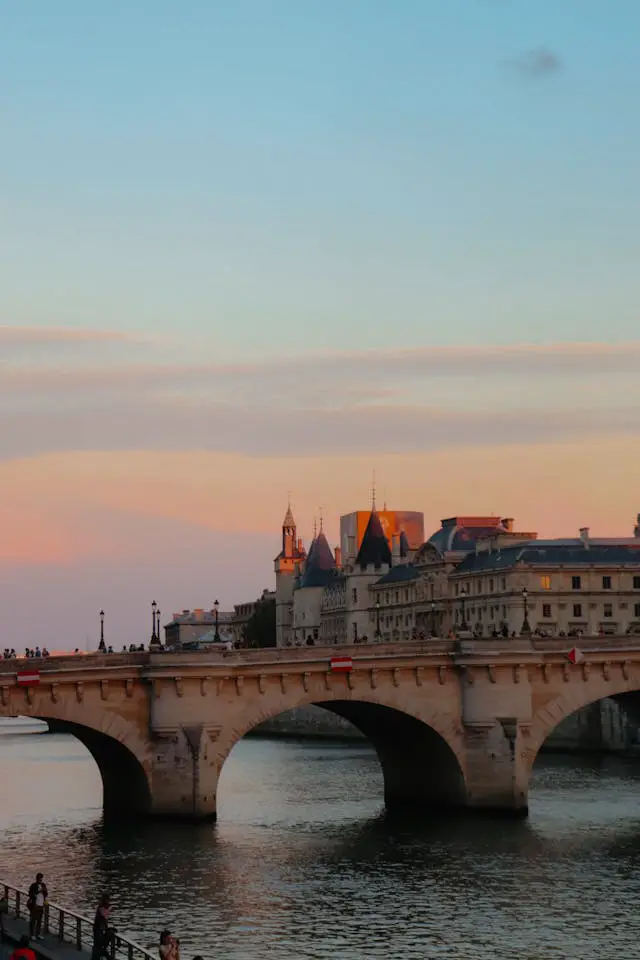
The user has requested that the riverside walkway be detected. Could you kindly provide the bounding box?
[1,884,155,960]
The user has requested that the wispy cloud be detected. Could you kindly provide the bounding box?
[507,47,563,79]
[0,326,134,345]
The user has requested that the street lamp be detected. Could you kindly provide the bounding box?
[156,608,162,645]
[430,601,436,637]
[521,587,532,635]
[459,588,468,631]
[375,596,381,639]
[99,609,105,648]
[151,600,158,642]
[214,599,220,641]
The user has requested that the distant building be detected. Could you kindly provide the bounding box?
[232,589,275,646]
[164,607,234,648]
[274,504,640,645]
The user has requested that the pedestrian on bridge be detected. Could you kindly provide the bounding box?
[27,872,47,940]
[92,896,115,960]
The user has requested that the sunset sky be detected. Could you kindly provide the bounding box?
[2,1,639,649]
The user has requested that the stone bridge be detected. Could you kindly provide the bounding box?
[1,636,640,820]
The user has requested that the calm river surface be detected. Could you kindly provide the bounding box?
[2,729,640,959]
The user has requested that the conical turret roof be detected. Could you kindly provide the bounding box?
[356,509,392,569]
[300,530,336,587]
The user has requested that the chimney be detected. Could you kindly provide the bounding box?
[502,518,514,532]
[194,608,204,620]
[335,545,342,568]
[392,532,401,561]
[579,527,590,546]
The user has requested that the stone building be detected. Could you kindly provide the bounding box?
[274,504,640,646]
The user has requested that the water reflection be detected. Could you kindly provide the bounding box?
[1,730,640,959]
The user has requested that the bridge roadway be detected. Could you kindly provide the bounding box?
[1,636,640,820]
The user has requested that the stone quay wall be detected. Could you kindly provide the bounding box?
[250,699,640,754]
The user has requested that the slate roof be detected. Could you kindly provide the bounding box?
[454,542,640,574]
[356,509,392,569]
[300,530,336,588]
[429,522,508,553]
[375,564,420,585]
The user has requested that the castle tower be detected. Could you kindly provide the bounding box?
[274,500,305,647]
[345,505,392,643]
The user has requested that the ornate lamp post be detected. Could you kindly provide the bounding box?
[214,599,220,641]
[375,597,381,639]
[99,609,105,648]
[521,587,532,635]
[151,600,158,643]
[156,608,162,645]
[459,587,468,632]
[430,601,437,637]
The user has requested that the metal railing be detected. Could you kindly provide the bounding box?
[2,883,156,960]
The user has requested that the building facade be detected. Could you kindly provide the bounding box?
[274,505,640,646]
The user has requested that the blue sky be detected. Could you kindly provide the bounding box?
[2,0,640,356]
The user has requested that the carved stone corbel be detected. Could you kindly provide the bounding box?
[280,673,287,694]
[174,677,183,698]
[258,674,267,694]
[235,676,244,696]
[216,677,225,696]
[0,686,9,706]
[392,668,400,687]
[125,679,134,698]
[581,662,591,682]
[76,681,84,703]
[602,662,611,681]
[347,672,355,690]
[622,660,631,680]
[370,669,377,689]
[26,687,33,705]
[153,679,162,699]
[50,683,59,704]
[324,671,332,691]
[100,680,108,701]
[487,664,496,684]
[563,663,570,682]
[415,666,423,687]
[514,664,527,684]
[464,667,475,686]
[200,676,211,697]
[302,672,310,692]
[542,663,551,684]
[438,665,446,685]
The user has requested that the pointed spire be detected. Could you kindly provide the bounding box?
[355,504,391,569]
[318,506,324,533]
[313,515,318,538]
[371,469,377,511]
[283,493,295,529]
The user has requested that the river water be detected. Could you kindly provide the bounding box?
[1,728,640,960]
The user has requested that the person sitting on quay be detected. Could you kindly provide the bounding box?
[27,872,48,940]
[10,934,36,960]
[92,895,115,960]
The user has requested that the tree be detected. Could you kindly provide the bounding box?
[243,597,277,648]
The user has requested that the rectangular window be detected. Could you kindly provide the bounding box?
[502,605,507,618]
[635,603,640,618]
[603,603,613,618]
[571,576,581,590]
[602,576,612,590]
[542,604,552,618]
[395,590,399,603]
[477,579,483,593]
[352,588,358,603]
[385,592,389,604]
[455,583,459,596]
[501,578,506,590]
[573,604,582,618]
[634,577,640,590]
[404,589,409,602]
[540,575,551,590]
[489,578,494,592]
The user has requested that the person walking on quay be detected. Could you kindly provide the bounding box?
[159,930,180,960]
[10,935,36,960]
[27,872,48,940]
[92,896,115,960]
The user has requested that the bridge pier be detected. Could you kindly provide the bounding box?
[149,723,218,819]
[463,721,529,816]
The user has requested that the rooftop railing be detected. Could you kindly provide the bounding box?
[2,883,156,960]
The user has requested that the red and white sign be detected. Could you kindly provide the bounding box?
[330,657,353,673]
[567,647,584,665]
[16,671,40,686]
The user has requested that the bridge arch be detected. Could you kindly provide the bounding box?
[213,692,467,815]
[0,701,152,816]
[525,669,640,772]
